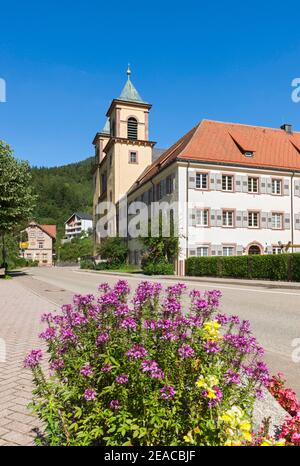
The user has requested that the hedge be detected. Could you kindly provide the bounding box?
[186,253,300,282]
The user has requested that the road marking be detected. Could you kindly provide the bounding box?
[73,271,300,296]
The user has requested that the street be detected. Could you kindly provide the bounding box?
[18,266,300,395]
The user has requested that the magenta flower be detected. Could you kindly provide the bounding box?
[101,363,112,373]
[224,369,241,385]
[24,349,43,369]
[150,368,165,380]
[50,359,64,372]
[110,399,120,410]
[141,360,159,373]
[80,363,93,377]
[120,317,137,330]
[178,344,195,359]
[96,332,109,346]
[39,327,56,341]
[114,280,130,297]
[204,341,222,354]
[116,374,129,385]
[160,385,176,400]
[98,283,110,293]
[126,344,148,360]
[84,389,97,401]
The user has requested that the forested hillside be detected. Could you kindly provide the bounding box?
[31,157,94,231]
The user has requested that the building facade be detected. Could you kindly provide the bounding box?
[21,222,56,266]
[93,71,300,274]
[65,212,93,240]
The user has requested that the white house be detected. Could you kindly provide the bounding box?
[65,212,93,240]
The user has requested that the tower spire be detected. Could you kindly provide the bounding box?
[127,63,131,80]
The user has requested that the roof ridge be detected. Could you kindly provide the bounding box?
[202,119,300,133]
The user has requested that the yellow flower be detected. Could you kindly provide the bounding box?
[206,388,217,399]
[194,427,201,434]
[240,421,251,432]
[242,431,252,442]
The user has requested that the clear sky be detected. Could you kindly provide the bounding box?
[0,0,300,167]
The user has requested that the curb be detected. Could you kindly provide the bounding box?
[74,269,300,290]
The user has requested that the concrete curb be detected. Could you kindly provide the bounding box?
[75,269,300,290]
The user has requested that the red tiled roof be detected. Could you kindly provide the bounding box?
[129,119,300,194]
[40,224,57,239]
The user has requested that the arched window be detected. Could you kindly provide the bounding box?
[127,117,138,140]
[248,245,261,255]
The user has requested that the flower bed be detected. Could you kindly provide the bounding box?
[26,280,284,446]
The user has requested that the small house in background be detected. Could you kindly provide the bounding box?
[21,222,56,266]
[64,212,93,240]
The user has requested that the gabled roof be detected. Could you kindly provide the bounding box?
[40,224,57,239]
[65,212,93,224]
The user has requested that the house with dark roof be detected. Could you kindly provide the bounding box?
[92,69,300,274]
[65,212,93,239]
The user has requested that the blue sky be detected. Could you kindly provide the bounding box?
[0,0,300,167]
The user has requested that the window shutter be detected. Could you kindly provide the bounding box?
[215,174,222,190]
[188,208,196,227]
[294,180,300,197]
[260,177,267,194]
[242,176,248,193]
[189,249,196,257]
[295,213,300,230]
[267,213,273,229]
[261,213,268,229]
[236,245,244,255]
[210,174,216,190]
[283,181,290,196]
[161,179,166,197]
[242,212,248,228]
[284,213,290,230]
[188,170,196,189]
[211,246,217,256]
[216,209,222,226]
[217,245,223,256]
[267,179,272,194]
[210,209,216,227]
[235,175,242,192]
[236,211,243,228]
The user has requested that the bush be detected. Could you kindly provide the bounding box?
[142,260,174,276]
[97,237,128,266]
[186,254,300,282]
[26,281,271,446]
[80,259,95,270]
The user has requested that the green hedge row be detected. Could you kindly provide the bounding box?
[186,253,300,282]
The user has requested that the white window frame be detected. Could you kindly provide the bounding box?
[196,173,208,190]
[272,213,283,230]
[223,246,235,256]
[196,246,209,257]
[222,210,234,227]
[222,175,233,191]
[272,179,282,195]
[196,209,209,227]
[248,211,259,228]
[248,177,259,193]
[272,247,282,255]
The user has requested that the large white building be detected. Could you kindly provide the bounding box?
[65,212,93,240]
[93,70,300,275]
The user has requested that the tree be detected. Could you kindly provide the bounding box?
[97,237,128,265]
[0,141,37,271]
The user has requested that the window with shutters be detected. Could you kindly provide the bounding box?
[222,175,233,191]
[223,246,235,256]
[127,117,138,140]
[222,210,234,227]
[248,211,259,228]
[196,209,209,226]
[197,247,209,257]
[248,177,259,193]
[166,175,174,194]
[196,173,208,189]
[271,213,283,229]
[272,178,282,195]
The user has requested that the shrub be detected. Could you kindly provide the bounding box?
[142,260,174,275]
[186,254,300,282]
[97,237,128,266]
[80,259,95,270]
[26,281,271,446]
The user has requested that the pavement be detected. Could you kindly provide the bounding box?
[0,266,299,445]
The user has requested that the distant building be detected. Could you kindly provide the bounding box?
[64,212,93,239]
[21,222,56,266]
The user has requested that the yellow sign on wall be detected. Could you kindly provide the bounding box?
[20,242,29,249]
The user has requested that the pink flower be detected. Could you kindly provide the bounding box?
[80,363,93,377]
[84,389,97,401]
[24,349,43,368]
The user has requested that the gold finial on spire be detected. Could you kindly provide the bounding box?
[127,63,131,80]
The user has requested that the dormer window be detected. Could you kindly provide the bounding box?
[127,117,138,140]
[244,151,254,157]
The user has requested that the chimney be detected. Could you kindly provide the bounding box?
[280,123,293,134]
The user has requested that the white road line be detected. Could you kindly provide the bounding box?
[73,271,300,296]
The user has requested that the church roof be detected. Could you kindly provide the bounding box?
[118,66,147,103]
[101,119,110,134]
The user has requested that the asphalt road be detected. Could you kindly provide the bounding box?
[16,266,300,396]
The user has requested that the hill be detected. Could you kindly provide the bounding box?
[31,157,94,234]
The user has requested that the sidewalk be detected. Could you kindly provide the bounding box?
[0,279,55,446]
[77,269,300,290]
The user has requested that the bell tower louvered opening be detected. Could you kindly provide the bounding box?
[127,117,138,140]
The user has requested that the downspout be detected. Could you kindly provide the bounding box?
[186,162,190,261]
[291,171,295,253]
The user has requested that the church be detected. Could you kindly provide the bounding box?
[92,68,300,275]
